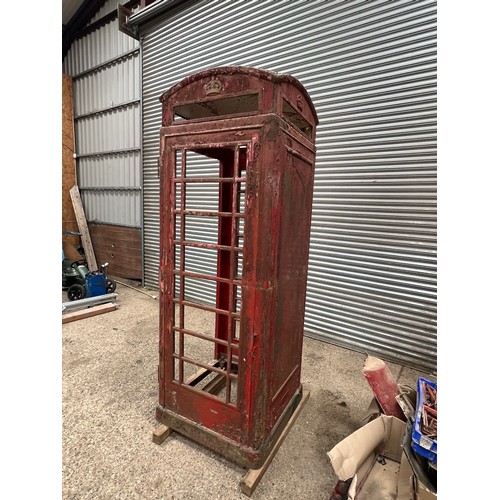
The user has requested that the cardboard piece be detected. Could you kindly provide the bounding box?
[327,414,436,500]
[397,450,436,500]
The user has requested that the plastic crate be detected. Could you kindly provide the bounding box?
[411,377,437,464]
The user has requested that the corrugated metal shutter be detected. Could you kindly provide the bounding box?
[140,0,437,371]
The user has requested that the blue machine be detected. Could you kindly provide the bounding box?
[65,261,116,301]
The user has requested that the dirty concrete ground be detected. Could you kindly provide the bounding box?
[62,279,435,500]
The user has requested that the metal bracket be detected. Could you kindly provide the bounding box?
[118,4,139,40]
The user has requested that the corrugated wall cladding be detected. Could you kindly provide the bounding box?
[72,53,140,115]
[75,106,141,153]
[78,155,140,188]
[140,0,437,370]
[62,2,142,230]
[81,190,141,227]
[63,0,140,76]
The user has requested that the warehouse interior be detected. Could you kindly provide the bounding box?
[4,2,499,499]
[62,0,439,372]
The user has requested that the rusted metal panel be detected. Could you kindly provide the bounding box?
[158,67,317,468]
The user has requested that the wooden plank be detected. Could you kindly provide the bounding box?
[62,74,79,249]
[202,373,226,395]
[184,360,221,387]
[62,302,116,324]
[182,366,212,387]
[240,389,310,497]
[152,424,174,445]
[70,185,98,271]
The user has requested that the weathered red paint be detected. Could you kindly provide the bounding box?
[157,66,318,468]
[363,355,406,421]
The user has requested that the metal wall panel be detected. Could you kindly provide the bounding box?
[139,0,437,370]
[78,154,140,188]
[81,190,141,227]
[72,53,140,116]
[62,0,142,230]
[75,106,141,154]
[63,2,140,76]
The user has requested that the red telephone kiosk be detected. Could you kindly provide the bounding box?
[156,66,318,469]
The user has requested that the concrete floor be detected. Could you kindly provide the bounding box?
[62,280,435,500]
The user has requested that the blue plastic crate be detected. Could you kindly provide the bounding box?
[411,377,437,464]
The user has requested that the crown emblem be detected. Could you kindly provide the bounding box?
[203,77,222,95]
[296,94,303,111]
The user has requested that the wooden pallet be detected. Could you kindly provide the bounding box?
[152,376,309,497]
